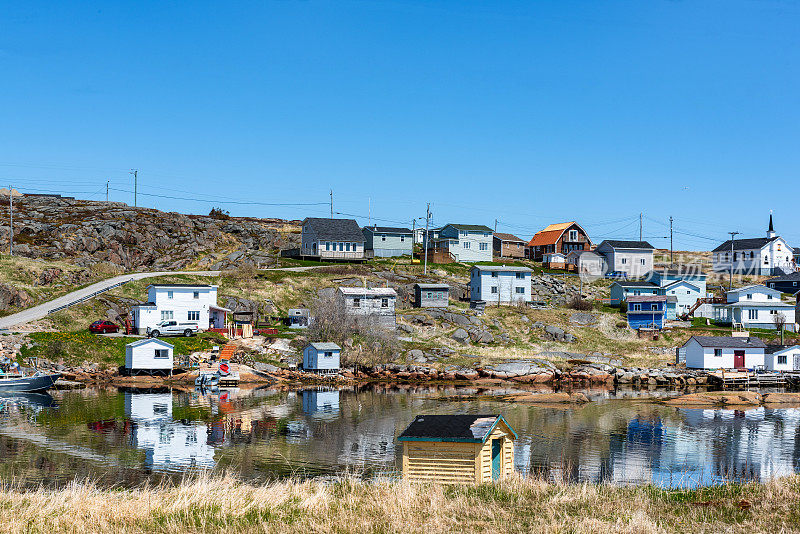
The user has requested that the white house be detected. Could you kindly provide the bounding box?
[426,224,493,262]
[566,250,606,277]
[595,240,655,278]
[302,343,341,374]
[131,284,229,335]
[124,338,174,375]
[683,335,766,370]
[337,287,397,327]
[712,214,795,276]
[764,345,800,372]
[470,265,532,304]
[713,285,796,330]
[301,217,366,260]
[363,226,413,258]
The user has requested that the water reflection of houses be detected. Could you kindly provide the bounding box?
[125,392,216,471]
[301,389,340,420]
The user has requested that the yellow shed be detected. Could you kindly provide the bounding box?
[398,414,516,484]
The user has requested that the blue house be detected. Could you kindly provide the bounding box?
[626,295,669,330]
[363,226,413,258]
[302,342,341,374]
[610,281,662,306]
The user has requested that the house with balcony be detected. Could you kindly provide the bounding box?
[647,268,708,318]
[426,224,493,263]
[363,226,413,258]
[526,222,592,261]
[712,284,796,330]
[625,295,670,330]
[609,280,662,306]
[131,284,228,335]
[493,233,526,259]
[712,214,795,276]
[301,218,366,260]
[595,240,655,278]
[566,250,606,276]
[470,265,532,304]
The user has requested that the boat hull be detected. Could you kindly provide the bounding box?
[0,373,60,393]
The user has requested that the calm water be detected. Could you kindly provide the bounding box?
[1,385,799,489]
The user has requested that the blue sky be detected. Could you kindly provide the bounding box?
[1,0,798,249]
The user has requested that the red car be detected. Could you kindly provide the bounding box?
[89,320,119,334]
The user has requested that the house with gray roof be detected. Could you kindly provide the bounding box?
[301,218,366,260]
[766,271,800,294]
[362,226,413,258]
[427,224,493,262]
[302,342,341,374]
[682,335,766,370]
[595,240,655,278]
[712,214,795,275]
[470,265,532,304]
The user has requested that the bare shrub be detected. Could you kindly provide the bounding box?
[307,294,398,368]
[567,296,593,311]
[773,312,787,345]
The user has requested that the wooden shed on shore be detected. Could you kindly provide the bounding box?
[398,414,516,484]
[413,283,450,308]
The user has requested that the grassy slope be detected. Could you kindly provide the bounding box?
[1,475,797,533]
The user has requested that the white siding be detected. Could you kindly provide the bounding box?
[470,269,532,304]
[125,340,174,371]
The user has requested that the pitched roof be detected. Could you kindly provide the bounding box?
[766,271,800,283]
[528,221,591,247]
[726,284,781,294]
[765,345,800,354]
[650,268,707,278]
[599,240,655,250]
[307,342,341,351]
[364,226,412,234]
[126,338,174,349]
[687,336,767,349]
[712,237,779,252]
[397,414,516,443]
[445,223,493,232]
[414,283,449,290]
[303,218,366,242]
[626,295,669,303]
[493,232,525,243]
[612,280,659,288]
[471,265,533,273]
[338,287,398,297]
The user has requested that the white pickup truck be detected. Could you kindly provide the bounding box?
[147,321,199,338]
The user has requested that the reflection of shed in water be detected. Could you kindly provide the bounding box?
[301,389,340,420]
[398,414,516,483]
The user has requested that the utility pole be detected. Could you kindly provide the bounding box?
[728,231,740,290]
[330,190,333,219]
[669,216,674,265]
[8,184,13,256]
[130,169,138,207]
[639,212,643,242]
[423,203,431,275]
[106,180,109,202]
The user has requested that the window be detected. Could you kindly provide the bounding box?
[381,298,389,308]
[188,311,200,321]
[460,230,468,236]
[515,287,525,294]
[632,304,642,311]
[400,235,404,242]
[747,294,753,300]
[634,290,641,296]
[346,243,351,251]
[714,349,723,357]
[381,235,386,241]
[484,232,490,237]
[491,286,498,294]
[778,244,782,251]
[463,241,471,249]
[568,230,578,241]
[765,255,769,264]
[687,290,691,294]
[515,272,525,279]
[640,258,646,265]
[167,291,174,299]
[339,243,344,251]
[621,258,627,264]
[160,310,174,321]
[326,242,331,251]
[778,355,788,365]
[748,309,758,320]
[479,242,488,251]
[193,291,199,299]
[491,272,498,278]
[768,294,773,300]
[154,349,170,359]
[353,298,360,308]
[324,351,333,358]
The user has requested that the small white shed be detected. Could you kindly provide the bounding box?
[764,345,800,372]
[302,342,341,374]
[125,338,174,376]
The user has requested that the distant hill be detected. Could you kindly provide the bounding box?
[0,195,301,271]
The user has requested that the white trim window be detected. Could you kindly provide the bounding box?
[160,310,174,321]
[714,349,723,357]
[154,349,170,359]
[188,311,200,321]
[748,309,758,320]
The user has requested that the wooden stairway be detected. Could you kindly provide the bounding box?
[219,343,236,361]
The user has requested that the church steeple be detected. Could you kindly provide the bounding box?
[767,212,776,238]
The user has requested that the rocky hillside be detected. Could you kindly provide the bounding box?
[0,196,300,270]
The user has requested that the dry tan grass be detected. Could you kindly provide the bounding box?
[0,475,796,533]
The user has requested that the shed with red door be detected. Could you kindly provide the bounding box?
[682,335,766,370]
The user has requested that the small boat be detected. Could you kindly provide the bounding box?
[0,371,61,393]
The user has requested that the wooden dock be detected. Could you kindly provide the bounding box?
[708,370,788,389]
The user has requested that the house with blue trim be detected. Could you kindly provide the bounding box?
[626,295,670,330]
[426,223,494,262]
[610,280,662,306]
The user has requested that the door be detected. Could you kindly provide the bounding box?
[491,439,502,480]
[734,350,745,369]
[794,354,800,371]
